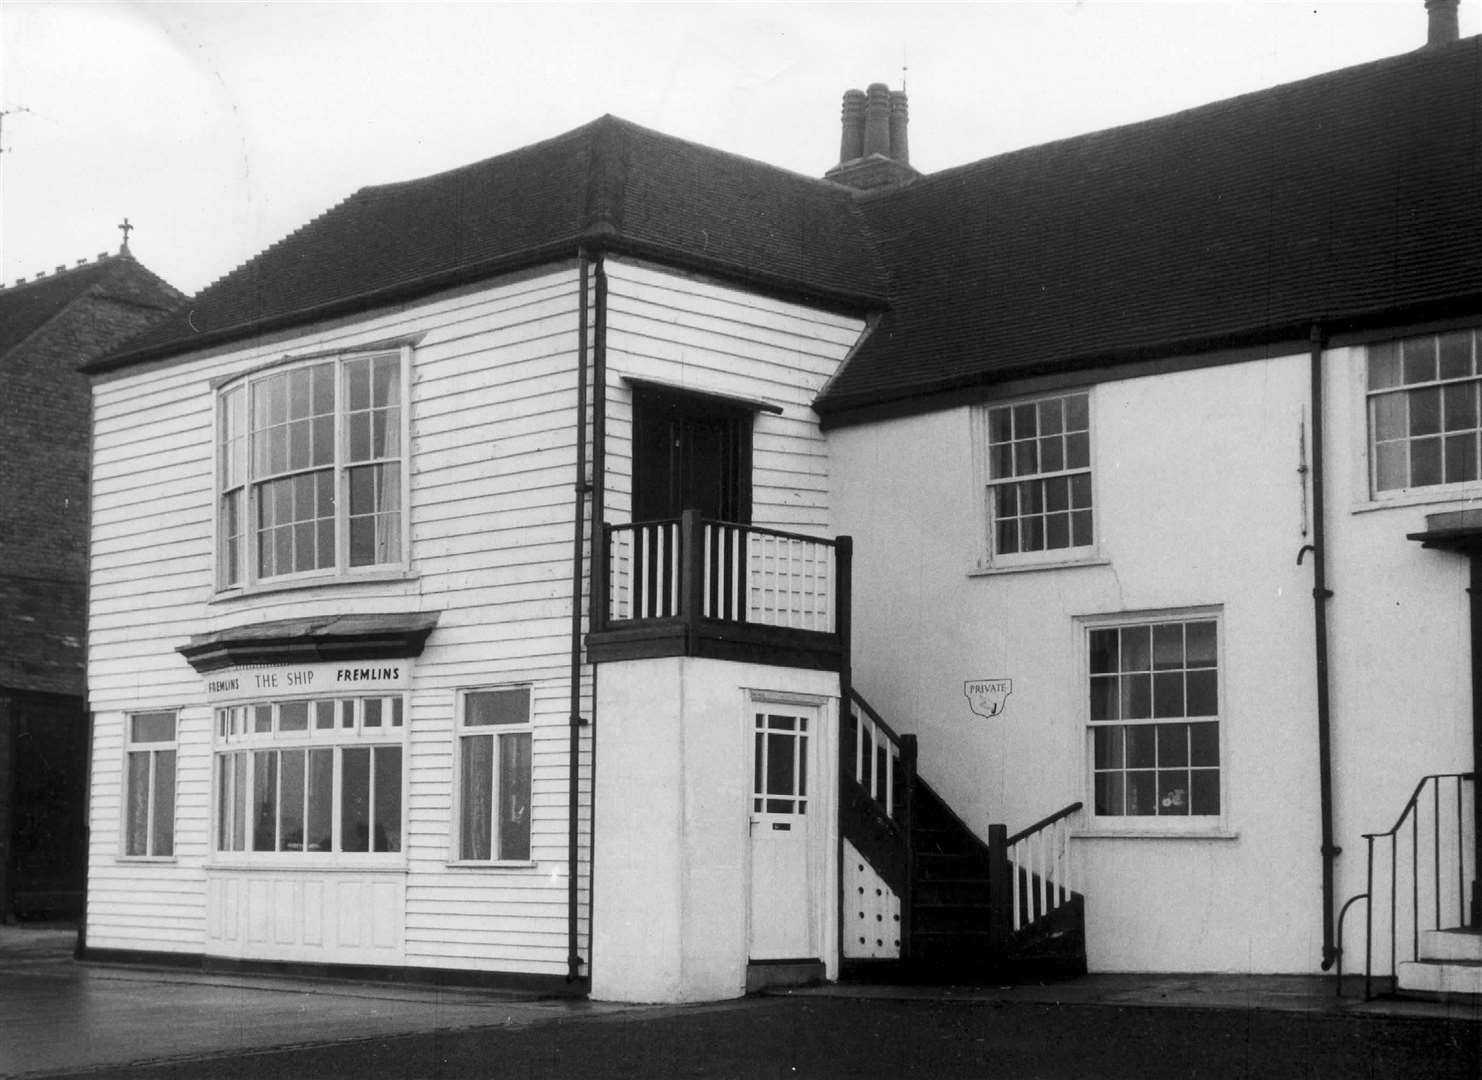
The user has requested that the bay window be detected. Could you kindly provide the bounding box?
[215,695,404,857]
[218,348,407,589]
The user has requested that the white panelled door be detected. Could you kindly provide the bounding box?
[748,707,817,959]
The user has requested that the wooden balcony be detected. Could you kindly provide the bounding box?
[586,510,851,672]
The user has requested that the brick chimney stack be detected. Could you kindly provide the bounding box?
[826,82,920,191]
[1426,0,1460,46]
[839,89,866,163]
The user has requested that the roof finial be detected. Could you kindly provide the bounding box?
[118,217,133,252]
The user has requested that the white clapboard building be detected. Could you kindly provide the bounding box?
[83,15,1482,1003]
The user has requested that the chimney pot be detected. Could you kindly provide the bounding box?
[1426,0,1460,46]
[863,82,892,158]
[839,89,866,164]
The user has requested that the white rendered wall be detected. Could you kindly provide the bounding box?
[834,338,1481,974]
[591,658,839,1003]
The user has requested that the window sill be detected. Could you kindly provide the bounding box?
[117,856,178,864]
[207,859,409,873]
[1351,487,1482,515]
[446,860,538,870]
[970,557,1110,578]
[1072,827,1239,841]
[211,569,420,603]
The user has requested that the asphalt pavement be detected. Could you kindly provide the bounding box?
[2,922,1478,1079]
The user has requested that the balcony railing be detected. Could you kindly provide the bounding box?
[588,509,851,670]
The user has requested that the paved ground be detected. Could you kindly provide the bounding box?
[3,923,1479,1078]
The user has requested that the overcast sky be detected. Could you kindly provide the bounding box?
[0,1,1475,296]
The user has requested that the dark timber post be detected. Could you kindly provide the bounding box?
[987,822,1012,962]
[899,732,917,960]
[679,509,703,654]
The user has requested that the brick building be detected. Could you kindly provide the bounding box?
[0,249,181,920]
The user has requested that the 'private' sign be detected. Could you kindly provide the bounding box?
[964,679,1012,719]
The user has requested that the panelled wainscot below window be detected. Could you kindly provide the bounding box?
[978,391,1093,567]
[1368,326,1482,495]
[218,347,408,590]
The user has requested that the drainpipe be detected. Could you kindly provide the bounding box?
[1307,323,1341,969]
[567,252,592,983]
[587,256,608,970]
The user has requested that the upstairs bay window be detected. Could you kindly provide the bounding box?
[979,392,1093,565]
[1369,328,1482,495]
[218,349,407,589]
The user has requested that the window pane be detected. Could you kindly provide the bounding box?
[1120,626,1151,672]
[1375,441,1408,491]
[1445,435,1478,485]
[125,752,150,856]
[1411,387,1442,436]
[498,732,532,861]
[314,700,336,729]
[1191,770,1221,815]
[467,688,531,727]
[131,712,175,744]
[1065,432,1090,470]
[1125,771,1157,815]
[306,748,333,852]
[766,732,798,797]
[1125,724,1156,768]
[460,735,494,860]
[363,698,382,728]
[1186,670,1218,716]
[1037,396,1064,434]
[253,750,277,851]
[1443,383,1477,431]
[1093,725,1124,769]
[1152,623,1183,670]
[1372,393,1407,441]
[255,705,273,733]
[279,749,305,851]
[1412,437,1442,487]
[1012,403,1037,439]
[1088,629,1118,674]
[231,753,247,850]
[373,747,401,852]
[1065,394,1089,432]
[1403,336,1437,384]
[1089,675,1118,721]
[218,755,235,851]
[1185,622,1217,667]
[1071,510,1093,547]
[1044,476,1069,512]
[1094,770,1124,816]
[1156,723,1189,766]
[341,747,370,852]
[1189,722,1220,766]
[996,516,1019,556]
[1153,673,1184,718]
[279,701,309,732]
[1157,770,1190,815]
[988,407,1011,444]
[1438,331,1473,380]
[1368,342,1401,389]
[150,750,175,856]
[1046,513,1070,549]
[1039,436,1064,474]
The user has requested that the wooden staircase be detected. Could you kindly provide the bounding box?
[840,689,1086,983]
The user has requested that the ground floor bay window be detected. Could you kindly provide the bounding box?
[215,695,405,857]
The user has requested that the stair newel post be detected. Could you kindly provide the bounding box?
[679,509,703,653]
[987,822,1012,963]
[900,732,917,960]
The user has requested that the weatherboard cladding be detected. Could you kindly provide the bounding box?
[92,38,1481,419]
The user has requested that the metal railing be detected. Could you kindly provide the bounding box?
[1336,772,1475,999]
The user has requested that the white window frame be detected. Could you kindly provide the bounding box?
[1362,327,1482,505]
[452,685,535,866]
[1077,607,1230,837]
[215,346,412,593]
[211,694,407,866]
[973,389,1098,571]
[122,711,177,859]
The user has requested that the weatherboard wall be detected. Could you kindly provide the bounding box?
[85,266,595,976]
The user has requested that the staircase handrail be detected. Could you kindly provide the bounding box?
[1361,771,1475,842]
[847,687,909,748]
[1006,801,1084,847]
[1336,771,1475,1001]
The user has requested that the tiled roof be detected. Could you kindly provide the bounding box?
[816,36,1482,417]
[97,117,889,371]
[0,253,179,358]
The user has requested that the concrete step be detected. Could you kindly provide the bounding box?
[1396,958,1482,997]
[1418,927,1482,962]
[746,959,825,993]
